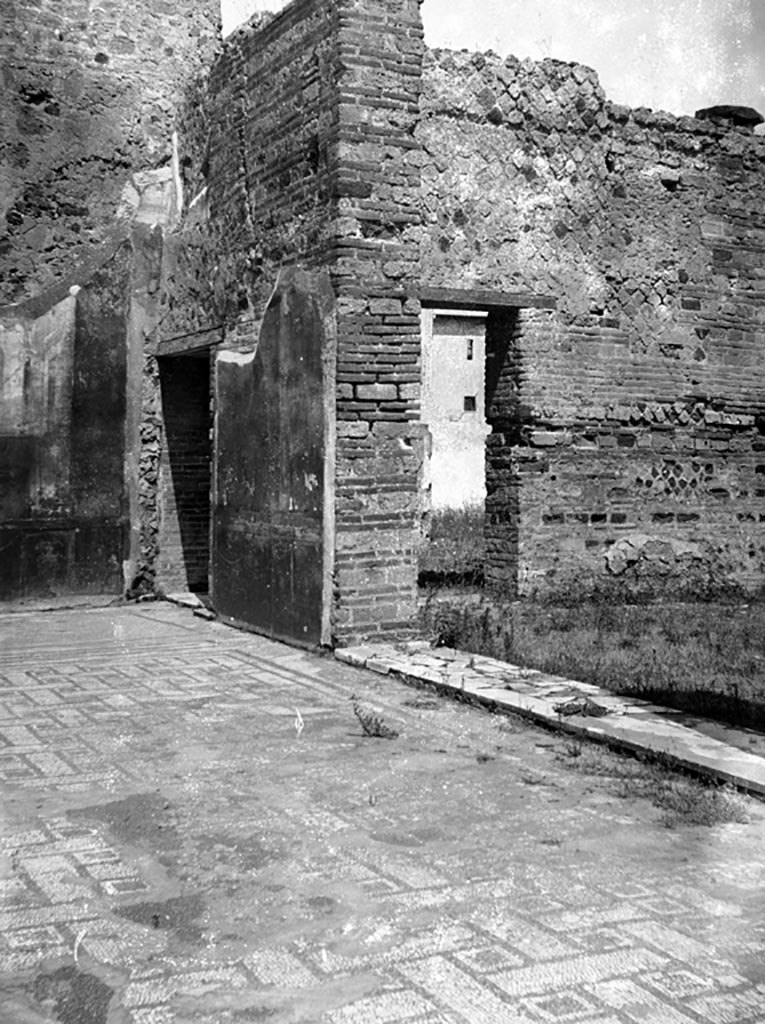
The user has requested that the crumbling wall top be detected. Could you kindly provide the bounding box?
[422,47,765,145]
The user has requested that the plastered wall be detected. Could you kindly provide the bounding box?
[0,249,131,599]
[0,0,218,600]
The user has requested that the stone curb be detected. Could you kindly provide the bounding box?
[336,642,765,798]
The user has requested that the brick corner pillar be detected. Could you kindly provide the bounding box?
[330,0,425,643]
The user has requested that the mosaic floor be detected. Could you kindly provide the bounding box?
[1,603,764,1023]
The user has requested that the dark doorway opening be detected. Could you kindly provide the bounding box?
[158,352,212,595]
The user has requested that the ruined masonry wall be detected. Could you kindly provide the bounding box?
[1,0,220,305]
[422,49,765,597]
[162,0,339,339]
[164,0,426,640]
[0,0,216,599]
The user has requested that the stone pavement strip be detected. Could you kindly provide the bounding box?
[336,642,765,797]
[0,603,763,1024]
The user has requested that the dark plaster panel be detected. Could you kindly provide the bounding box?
[0,436,37,518]
[212,271,327,644]
[71,254,129,518]
[0,248,130,601]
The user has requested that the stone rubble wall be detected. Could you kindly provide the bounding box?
[0,0,220,305]
[421,48,765,598]
[134,351,162,597]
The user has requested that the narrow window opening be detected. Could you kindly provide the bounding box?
[466,337,474,360]
[463,394,477,412]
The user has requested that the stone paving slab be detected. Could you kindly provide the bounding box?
[1,604,765,1023]
[336,642,765,797]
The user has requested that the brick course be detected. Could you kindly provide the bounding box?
[330,0,424,638]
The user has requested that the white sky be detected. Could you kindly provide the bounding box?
[221,0,765,117]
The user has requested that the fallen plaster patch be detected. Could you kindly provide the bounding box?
[217,349,256,366]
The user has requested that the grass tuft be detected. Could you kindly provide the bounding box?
[420,592,765,730]
[418,505,485,588]
[556,741,751,827]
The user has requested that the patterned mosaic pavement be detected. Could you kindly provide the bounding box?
[1,603,764,1023]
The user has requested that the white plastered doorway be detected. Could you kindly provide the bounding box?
[420,308,490,512]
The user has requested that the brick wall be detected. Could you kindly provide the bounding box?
[484,309,521,593]
[1,0,219,305]
[421,48,765,598]
[163,0,426,641]
[162,0,339,339]
[331,0,425,639]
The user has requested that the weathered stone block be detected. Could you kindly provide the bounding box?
[356,382,399,401]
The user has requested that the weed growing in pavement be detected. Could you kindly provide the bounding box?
[351,697,399,739]
[562,739,583,759]
[556,740,751,827]
[402,696,442,710]
[650,779,749,829]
